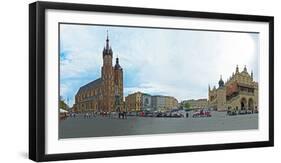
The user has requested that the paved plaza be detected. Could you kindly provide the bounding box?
[59,112,258,139]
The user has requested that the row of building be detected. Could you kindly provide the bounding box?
[125,92,179,112]
[181,98,208,110]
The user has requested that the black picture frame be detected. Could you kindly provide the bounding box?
[29,1,274,162]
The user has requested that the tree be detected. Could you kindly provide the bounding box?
[59,97,69,110]
[184,102,191,109]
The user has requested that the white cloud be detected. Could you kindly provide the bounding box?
[120,29,259,101]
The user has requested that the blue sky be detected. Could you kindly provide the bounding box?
[59,24,259,106]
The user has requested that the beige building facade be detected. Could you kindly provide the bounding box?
[125,92,142,112]
[182,99,208,109]
[208,65,258,112]
[163,96,179,111]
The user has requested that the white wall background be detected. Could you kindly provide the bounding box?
[0,0,279,162]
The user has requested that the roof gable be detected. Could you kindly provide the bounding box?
[77,78,102,94]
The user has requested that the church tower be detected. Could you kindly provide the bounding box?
[101,32,115,112]
[217,75,226,111]
[114,57,124,112]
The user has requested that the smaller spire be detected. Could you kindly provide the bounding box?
[251,70,253,79]
[236,65,239,73]
[106,30,109,40]
[243,65,247,72]
[218,75,224,87]
[114,57,122,70]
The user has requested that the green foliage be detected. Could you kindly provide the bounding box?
[184,102,191,109]
[59,97,69,110]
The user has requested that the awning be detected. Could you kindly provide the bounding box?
[60,108,68,113]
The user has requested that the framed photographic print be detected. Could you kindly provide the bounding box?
[29,1,274,162]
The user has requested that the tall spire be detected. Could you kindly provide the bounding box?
[103,30,113,57]
[106,30,109,49]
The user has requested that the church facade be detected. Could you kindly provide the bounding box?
[73,34,124,113]
[208,65,258,112]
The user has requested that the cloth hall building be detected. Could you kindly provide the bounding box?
[208,65,258,112]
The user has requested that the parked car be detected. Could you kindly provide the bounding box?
[227,110,237,116]
[127,112,137,116]
[171,111,184,118]
[155,112,164,117]
[192,109,211,118]
[246,110,254,114]
[238,110,247,115]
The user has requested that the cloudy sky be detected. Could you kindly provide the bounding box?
[59,24,259,106]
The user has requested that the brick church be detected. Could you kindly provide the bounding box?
[73,33,124,113]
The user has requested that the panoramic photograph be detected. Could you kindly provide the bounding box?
[59,23,259,139]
